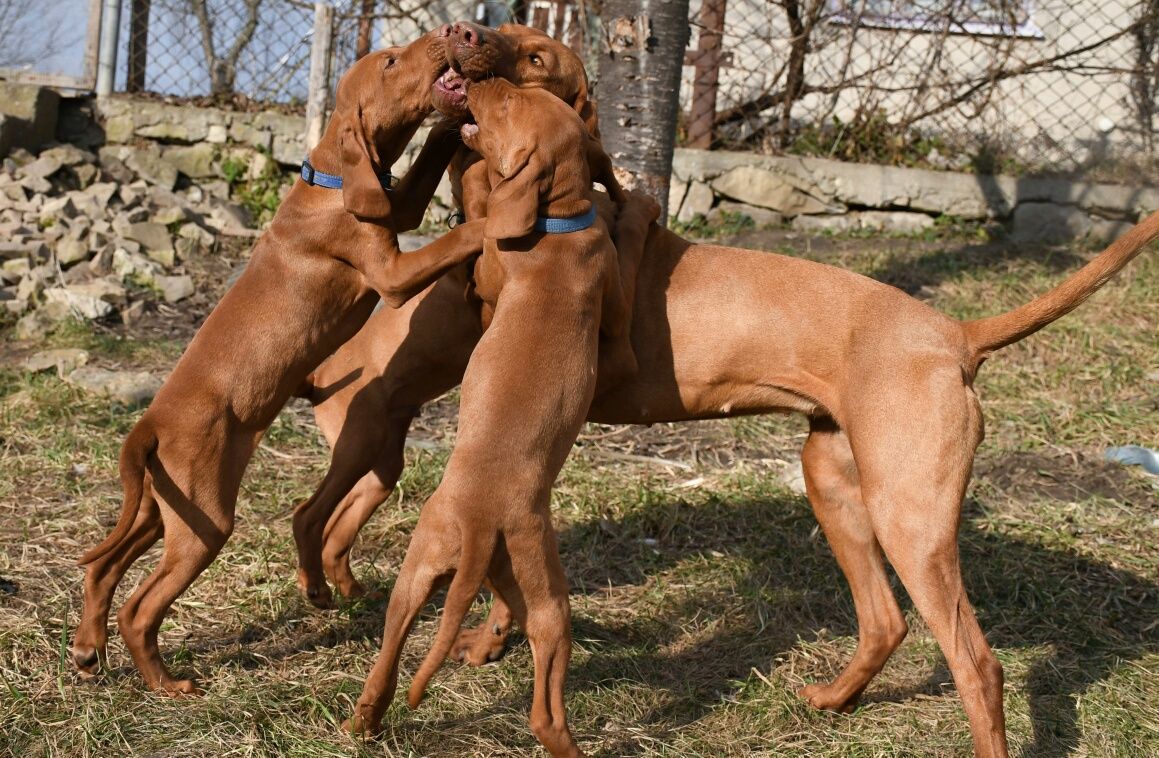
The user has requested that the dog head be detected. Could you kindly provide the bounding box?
[461,79,591,240]
[328,26,451,218]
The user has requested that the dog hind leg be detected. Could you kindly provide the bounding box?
[797,417,908,713]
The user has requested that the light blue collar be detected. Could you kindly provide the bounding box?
[300,159,393,190]
[534,206,596,234]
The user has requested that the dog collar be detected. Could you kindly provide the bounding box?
[534,206,596,234]
[300,159,393,190]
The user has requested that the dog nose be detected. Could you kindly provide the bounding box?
[435,23,452,38]
[452,21,483,47]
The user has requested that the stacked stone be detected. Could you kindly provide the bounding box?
[0,142,254,340]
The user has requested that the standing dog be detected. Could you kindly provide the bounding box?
[70,29,487,695]
[291,22,641,608]
[344,80,651,758]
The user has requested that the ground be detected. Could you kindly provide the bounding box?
[1,224,1156,756]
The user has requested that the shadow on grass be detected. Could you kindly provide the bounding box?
[376,488,1156,757]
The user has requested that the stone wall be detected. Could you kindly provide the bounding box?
[669,148,1159,243]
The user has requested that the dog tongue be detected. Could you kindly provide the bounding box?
[439,69,465,91]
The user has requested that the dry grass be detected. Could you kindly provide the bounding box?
[1,229,1156,757]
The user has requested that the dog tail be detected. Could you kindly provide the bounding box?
[406,530,496,708]
[78,420,158,566]
[963,210,1159,368]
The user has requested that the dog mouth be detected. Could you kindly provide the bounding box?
[432,68,469,115]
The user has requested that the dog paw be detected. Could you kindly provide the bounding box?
[798,683,858,714]
[71,644,103,677]
[156,678,204,697]
[343,713,381,738]
[449,624,508,667]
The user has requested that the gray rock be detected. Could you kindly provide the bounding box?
[39,195,79,221]
[1,257,30,281]
[1012,203,1093,242]
[65,367,162,406]
[19,174,52,194]
[14,309,57,339]
[713,201,783,228]
[711,165,840,217]
[22,348,89,377]
[83,182,118,211]
[791,214,859,234]
[43,280,124,320]
[54,237,90,266]
[20,155,63,179]
[1088,217,1136,245]
[162,143,219,179]
[154,274,194,303]
[677,181,714,223]
[112,248,161,283]
[99,144,178,190]
[151,206,191,226]
[855,211,936,234]
[38,144,95,167]
[123,222,174,265]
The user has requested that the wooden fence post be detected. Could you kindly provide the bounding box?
[306,3,335,151]
[684,0,729,149]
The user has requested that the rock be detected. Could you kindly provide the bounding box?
[14,309,57,339]
[22,348,89,377]
[0,83,60,157]
[98,154,135,184]
[38,144,95,167]
[99,144,178,190]
[122,222,174,265]
[1012,203,1093,242]
[855,211,936,234]
[712,165,840,217]
[207,201,253,231]
[713,201,783,228]
[162,143,218,179]
[677,181,714,223]
[174,237,199,260]
[39,195,79,221]
[1,257,30,281]
[779,459,807,495]
[1088,217,1136,245]
[54,237,90,266]
[65,367,162,406]
[20,155,63,179]
[206,124,228,144]
[151,206,191,226]
[72,163,99,187]
[177,222,215,247]
[792,214,859,234]
[83,182,118,211]
[154,274,194,303]
[19,174,52,194]
[112,248,161,283]
[43,280,124,320]
[667,178,688,220]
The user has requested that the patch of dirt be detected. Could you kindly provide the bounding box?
[975,450,1155,505]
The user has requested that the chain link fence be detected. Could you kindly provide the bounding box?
[687,0,1158,179]
[2,0,1155,178]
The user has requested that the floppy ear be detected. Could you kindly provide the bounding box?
[337,105,392,219]
[573,79,602,139]
[484,145,540,240]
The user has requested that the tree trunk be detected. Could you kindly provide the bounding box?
[127,0,151,93]
[356,0,376,60]
[596,0,691,221]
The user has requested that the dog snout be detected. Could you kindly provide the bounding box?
[452,21,485,48]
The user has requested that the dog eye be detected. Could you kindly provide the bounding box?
[529,54,543,66]
[384,56,397,69]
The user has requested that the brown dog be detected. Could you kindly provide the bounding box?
[345,78,634,758]
[290,22,642,608]
[69,28,488,695]
[303,149,1159,758]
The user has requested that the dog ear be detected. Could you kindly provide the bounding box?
[337,105,392,219]
[573,78,602,139]
[484,144,539,240]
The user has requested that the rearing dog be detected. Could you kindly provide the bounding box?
[69,28,488,695]
[345,79,642,758]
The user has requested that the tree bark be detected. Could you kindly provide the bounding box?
[596,0,691,221]
[356,0,376,60]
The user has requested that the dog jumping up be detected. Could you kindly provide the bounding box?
[344,79,658,758]
[70,28,488,695]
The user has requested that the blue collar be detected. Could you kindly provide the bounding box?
[534,206,596,234]
[300,159,393,190]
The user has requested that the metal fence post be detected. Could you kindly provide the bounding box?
[96,0,124,96]
[306,3,335,151]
